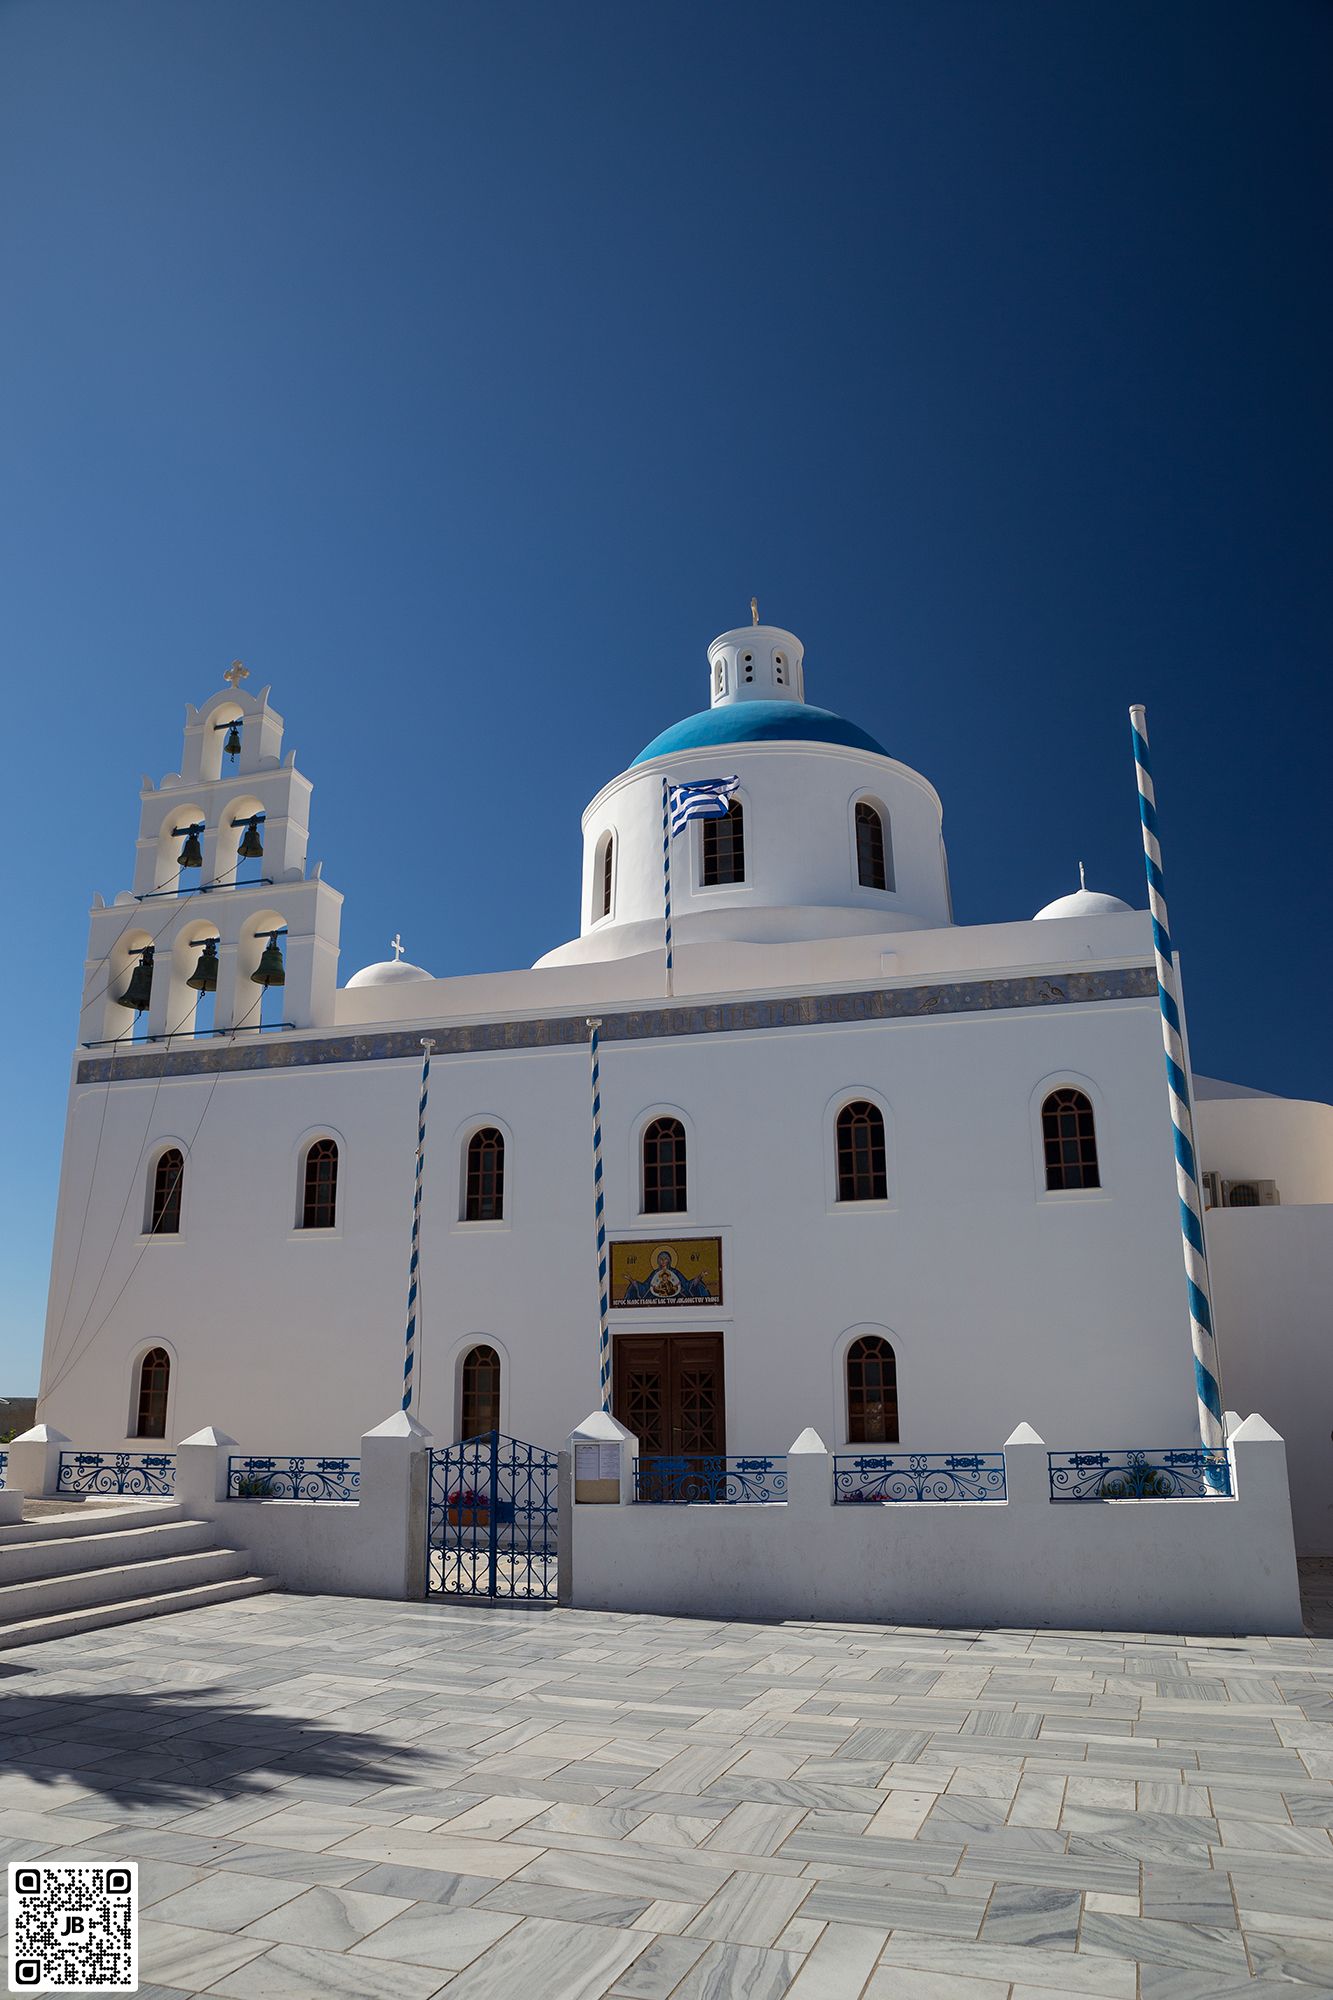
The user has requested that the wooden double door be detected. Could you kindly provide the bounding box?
[613,1331,726,1458]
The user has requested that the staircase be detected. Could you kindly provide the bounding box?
[0,1500,272,1648]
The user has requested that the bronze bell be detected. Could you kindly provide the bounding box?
[177,825,204,870]
[186,938,219,992]
[223,721,242,758]
[114,947,154,1013]
[251,933,285,987]
[236,817,264,861]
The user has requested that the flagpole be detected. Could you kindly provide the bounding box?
[661,777,674,999]
[1129,706,1227,1480]
[401,1036,435,1415]
[588,1018,612,1413]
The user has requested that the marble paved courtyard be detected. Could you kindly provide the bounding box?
[2,1594,1333,1999]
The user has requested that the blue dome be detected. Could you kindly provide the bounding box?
[632,701,888,766]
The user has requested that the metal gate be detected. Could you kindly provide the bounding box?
[426,1431,559,1601]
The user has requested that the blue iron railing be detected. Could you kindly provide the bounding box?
[227,1455,360,1501]
[0,1449,7,1484]
[1048,1447,1232,1500]
[634,1455,787,1503]
[833,1451,1007,1503]
[57,1450,176,1497]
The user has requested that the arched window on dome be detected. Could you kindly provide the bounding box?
[300,1138,338,1229]
[701,800,745,885]
[835,1101,887,1202]
[595,833,614,920]
[1042,1089,1101,1190]
[460,1344,501,1438]
[846,1335,898,1443]
[642,1117,687,1215]
[132,1347,171,1439]
[855,801,892,891]
[464,1128,505,1220]
[148,1148,184,1235]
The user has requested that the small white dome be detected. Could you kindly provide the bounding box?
[345,958,433,988]
[1033,888,1134,921]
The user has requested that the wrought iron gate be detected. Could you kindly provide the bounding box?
[426,1431,559,1601]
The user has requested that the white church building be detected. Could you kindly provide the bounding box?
[34,621,1333,1557]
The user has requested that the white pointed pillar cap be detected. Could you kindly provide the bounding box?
[789,1427,828,1454]
[11,1424,71,1445]
[1004,1422,1046,1446]
[364,1410,433,1441]
[571,1410,634,1443]
[178,1426,238,1448]
[1229,1412,1284,1443]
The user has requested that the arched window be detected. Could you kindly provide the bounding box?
[1042,1088,1101,1190]
[133,1348,171,1439]
[701,800,745,885]
[301,1138,338,1229]
[642,1117,687,1214]
[149,1149,184,1235]
[847,1335,898,1443]
[599,834,614,919]
[855,802,889,891]
[461,1344,501,1438]
[835,1101,887,1202]
[465,1128,505,1220]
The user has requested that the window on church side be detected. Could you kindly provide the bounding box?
[836,1101,887,1202]
[133,1347,171,1439]
[149,1148,184,1234]
[847,1335,897,1443]
[855,802,890,891]
[461,1344,501,1438]
[1042,1089,1100,1190]
[600,835,614,919]
[465,1128,505,1220]
[301,1138,338,1229]
[701,800,745,885]
[642,1117,687,1214]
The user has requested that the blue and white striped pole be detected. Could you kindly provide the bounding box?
[588,1017,612,1412]
[1130,707,1226,1466]
[401,1036,435,1414]
[661,777,674,998]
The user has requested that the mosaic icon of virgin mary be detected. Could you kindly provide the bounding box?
[624,1247,714,1304]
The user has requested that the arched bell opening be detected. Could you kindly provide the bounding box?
[103,928,155,1045]
[155,805,207,897]
[201,701,245,784]
[214,794,267,890]
[236,911,288,1033]
[168,923,222,1041]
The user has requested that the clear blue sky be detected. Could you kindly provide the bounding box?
[2,1,1329,1391]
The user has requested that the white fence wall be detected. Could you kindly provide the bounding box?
[568,1416,1304,1637]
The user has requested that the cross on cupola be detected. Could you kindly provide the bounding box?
[391,933,405,961]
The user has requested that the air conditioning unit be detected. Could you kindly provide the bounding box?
[1222,1178,1281,1208]
[1201,1171,1224,1210]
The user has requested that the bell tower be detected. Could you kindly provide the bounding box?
[80,667,343,1048]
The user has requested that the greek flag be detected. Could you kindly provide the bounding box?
[668,775,740,837]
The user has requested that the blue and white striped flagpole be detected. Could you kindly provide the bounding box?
[588,1019,612,1412]
[661,777,674,998]
[401,1036,435,1414]
[1130,707,1226,1468]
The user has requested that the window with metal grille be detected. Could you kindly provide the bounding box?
[642,1116,687,1214]
[847,1335,898,1443]
[701,799,745,885]
[1042,1088,1101,1190]
[149,1148,184,1234]
[835,1101,887,1201]
[465,1128,505,1220]
[855,802,890,890]
[134,1347,171,1438]
[599,834,614,918]
[301,1138,338,1228]
[461,1344,501,1438]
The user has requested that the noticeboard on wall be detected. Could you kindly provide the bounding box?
[610,1237,723,1308]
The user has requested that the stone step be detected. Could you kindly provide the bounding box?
[0,1573,274,1650]
[0,1500,183,1547]
[1,1517,218,1583]
[0,1546,252,1623]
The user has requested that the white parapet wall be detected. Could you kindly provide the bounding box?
[566,1415,1305,1637]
